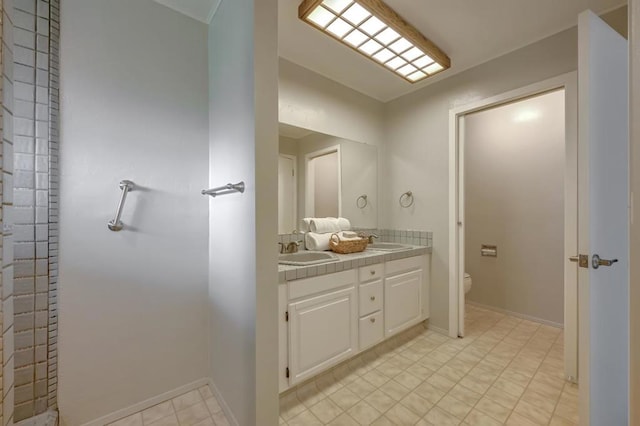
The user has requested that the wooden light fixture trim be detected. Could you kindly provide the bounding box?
[299,0,451,83]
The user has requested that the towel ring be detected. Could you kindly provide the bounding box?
[356,194,368,209]
[399,191,414,208]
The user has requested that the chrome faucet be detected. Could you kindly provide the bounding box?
[364,233,379,244]
[286,241,303,253]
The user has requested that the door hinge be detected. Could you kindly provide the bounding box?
[286,367,290,378]
[569,254,589,268]
[292,169,295,177]
[285,311,289,322]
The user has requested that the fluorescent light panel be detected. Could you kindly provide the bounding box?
[299,0,450,83]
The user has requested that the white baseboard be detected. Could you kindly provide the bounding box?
[15,410,57,426]
[207,379,239,426]
[80,378,209,426]
[426,323,450,336]
[466,301,564,329]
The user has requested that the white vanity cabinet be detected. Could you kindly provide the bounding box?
[286,270,358,386]
[279,252,430,392]
[384,256,428,337]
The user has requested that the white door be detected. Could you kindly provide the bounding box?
[577,11,629,425]
[278,154,296,234]
[288,286,357,385]
[384,269,422,336]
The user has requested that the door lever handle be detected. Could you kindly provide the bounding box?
[592,254,618,269]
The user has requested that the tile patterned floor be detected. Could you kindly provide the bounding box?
[279,304,578,425]
[107,386,231,426]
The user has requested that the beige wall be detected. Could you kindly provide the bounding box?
[279,59,385,147]
[464,90,565,325]
[208,0,279,423]
[312,152,340,218]
[383,7,626,331]
[58,1,210,423]
[280,132,378,229]
[384,28,578,330]
[629,0,639,423]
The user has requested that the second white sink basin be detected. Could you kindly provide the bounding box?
[279,251,339,266]
[367,242,412,251]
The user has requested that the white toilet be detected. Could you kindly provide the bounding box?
[464,273,472,294]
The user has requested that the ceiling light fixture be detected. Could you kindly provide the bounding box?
[299,0,451,83]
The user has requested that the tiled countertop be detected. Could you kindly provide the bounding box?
[278,244,432,282]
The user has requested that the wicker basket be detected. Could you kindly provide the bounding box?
[329,233,368,254]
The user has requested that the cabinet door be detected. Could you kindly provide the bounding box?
[385,269,422,337]
[288,286,357,385]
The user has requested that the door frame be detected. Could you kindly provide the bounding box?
[304,145,342,218]
[447,72,578,381]
[278,153,298,234]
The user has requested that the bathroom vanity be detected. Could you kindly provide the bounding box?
[278,246,431,392]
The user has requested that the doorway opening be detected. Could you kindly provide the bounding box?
[449,73,578,382]
[305,146,342,218]
[278,154,297,234]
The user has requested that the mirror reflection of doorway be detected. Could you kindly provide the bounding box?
[305,147,341,218]
[278,154,297,234]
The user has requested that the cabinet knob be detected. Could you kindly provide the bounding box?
[370,270,375,275]
[370,296,376,301]
[370,317,376,323]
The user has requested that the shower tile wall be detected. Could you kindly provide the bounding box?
[2,0,17,423]
[46,0,57,411]
[10,0,57,420]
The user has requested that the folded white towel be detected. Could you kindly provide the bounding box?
[300,218,313,233]
[341,231,358,239]
[305,232,332,251]
[310,218,341,234]
[336,217,351,231]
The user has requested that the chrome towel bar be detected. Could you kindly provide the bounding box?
[201,181,245,197]
[108,180,134,232]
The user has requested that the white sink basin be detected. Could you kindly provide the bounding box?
[367,242,412,251]
[279,251,339,266]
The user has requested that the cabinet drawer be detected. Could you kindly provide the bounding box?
[359,264,383,282]
[385,255,423,276]
[288,269,357,300]
[359,280,383,316]
[359,311,383,350]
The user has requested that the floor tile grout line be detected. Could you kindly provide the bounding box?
[281,305,574,425]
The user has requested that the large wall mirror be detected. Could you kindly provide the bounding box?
[278,123,378,234]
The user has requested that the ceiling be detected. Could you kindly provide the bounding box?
[156,0,625,102]
[279,123,315,139]
[279,0,625,101]
[153,0,219,23]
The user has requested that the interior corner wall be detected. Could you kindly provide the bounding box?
[629,0,639,422]
[58,1,209,424]
[208,0,279,424]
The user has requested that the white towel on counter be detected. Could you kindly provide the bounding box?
[310,218,341,234]
[305,232,332,251]
[300,218,313,233]
[336,217,351,231]
[337,231,362,241]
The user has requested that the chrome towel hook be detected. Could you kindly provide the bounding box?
[108,180,134,231]
[356,194,368,209]
[399,191,414,208]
